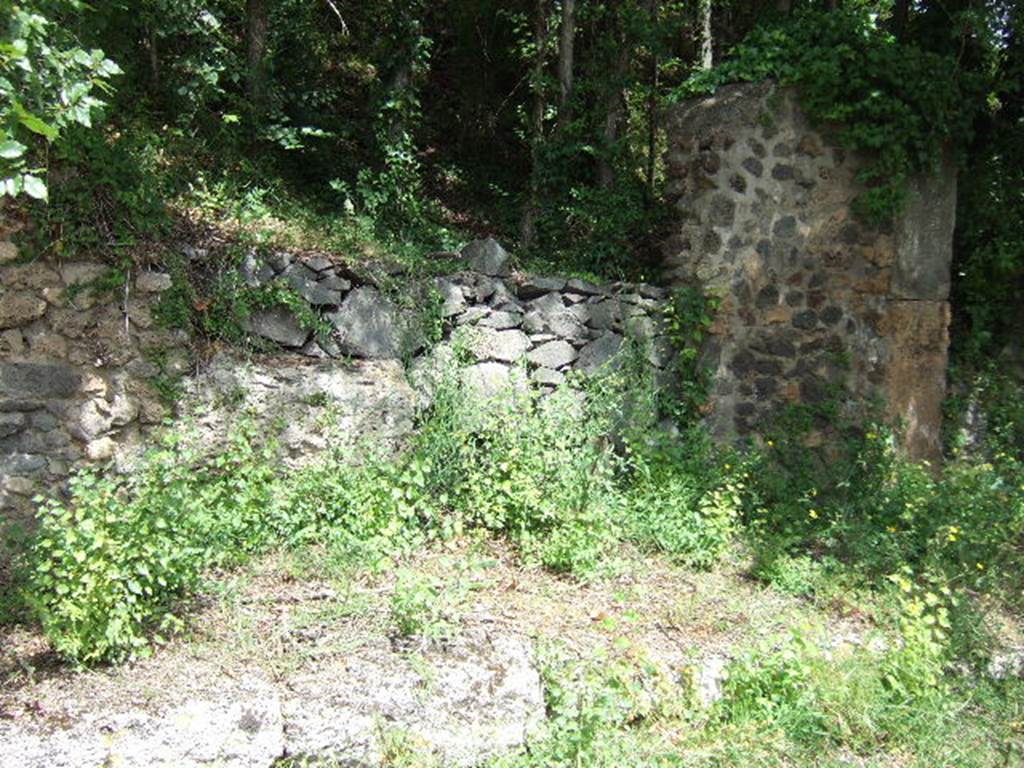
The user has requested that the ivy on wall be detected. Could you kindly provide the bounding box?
[678,9,976,224]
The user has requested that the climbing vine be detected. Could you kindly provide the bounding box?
[661,285,718,425]
[678,9,977,224]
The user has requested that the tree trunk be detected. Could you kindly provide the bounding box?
[384,60,413,143]
[245,0,269,114]
[644,0,659,201]
[775,0,791,14]
[597,17,630,189]
[145,27,160,91]
[892,0,910,38]
[699,0,713,70]
[520,0,548,249]
[556,0,576,130]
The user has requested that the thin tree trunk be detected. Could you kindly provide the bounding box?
[892,0,910,38]
[556,0,576,130]
[384,60,413,143]
[775,0,791,14]
[644,0,660,202]
[245,0,269,113]
[146,27,160,91]
[520,0,548,249]
[597,19,630,189]
[699,0,713,70]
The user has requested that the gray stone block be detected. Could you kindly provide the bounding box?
[244,307,311,348]
[327,287,401,359]
[527,340,577,370]
[467,328,531,363]
[576,332,623,374]
[0,363,80,399]
[462,237,511,276]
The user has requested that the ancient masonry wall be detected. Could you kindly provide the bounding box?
[0,230,669,520]
[662,81,956,461]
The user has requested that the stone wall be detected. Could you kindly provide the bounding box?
[662,81,956,461]
[0,229,670,523]
[0,225,188,518]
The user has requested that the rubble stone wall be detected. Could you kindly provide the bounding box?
[0,229,670,522]
[662,81,956,461]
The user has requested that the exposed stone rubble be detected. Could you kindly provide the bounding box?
[663,81,956,462]
[181,353,419,467]
[0,631,544,768]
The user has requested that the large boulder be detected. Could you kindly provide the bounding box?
[0,677,284,768]
[465,327,531,363]
[462,237,511,277]
[181,353,418,465]
[284,632,543,765]
[577,332,623,374]
[527,339,577,370]
[327,286,402,359]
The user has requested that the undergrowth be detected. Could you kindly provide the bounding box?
[7,336,1024,768]
[13,345,740,663]
[488,616,1024,768]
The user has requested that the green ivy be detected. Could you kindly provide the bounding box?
[660,285,717,424]
[678,9,976,224]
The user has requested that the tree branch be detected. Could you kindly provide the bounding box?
[322,0,349,35]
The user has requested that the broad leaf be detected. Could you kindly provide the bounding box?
[0,140,27,159]
[22,173,48,200]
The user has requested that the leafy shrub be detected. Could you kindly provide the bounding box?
[417,366,624,577]
[20,354,649,660]
[390,568,463,640]
[505,647,663,767]
[619,413,746,569]
[25,424,283,662]
[27,472,201,663]
[716,630,828,745]
[625,475,741,569]
[883,570,955,699]
[750,414,1024,612]
[1,3,121,201]
[751,552,832,598]
[24,125,170,259]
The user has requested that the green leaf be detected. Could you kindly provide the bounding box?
[22,174,47,200]
[0,140,27,159]
[15,105,59,140]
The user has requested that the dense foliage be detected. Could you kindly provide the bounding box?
[1,0,1017,347]
[13,337,1024,665]
[2,2,1024,760]
[0,1,120,200]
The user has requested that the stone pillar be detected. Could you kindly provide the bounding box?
[662,81,955,462]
